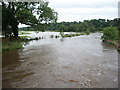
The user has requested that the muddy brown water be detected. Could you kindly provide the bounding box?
[2,32,118,88]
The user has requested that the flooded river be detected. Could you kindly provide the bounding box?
[2,32,118,88]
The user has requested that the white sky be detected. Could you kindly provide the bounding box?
[48,0,119,22]
[19,0,119,27]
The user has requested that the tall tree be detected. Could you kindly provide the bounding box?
[2,1,58,37]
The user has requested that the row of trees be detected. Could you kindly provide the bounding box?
[47,18,119,33]
[2,1,58,37]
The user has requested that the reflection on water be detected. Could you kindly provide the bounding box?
[2,32,118,88]
[3,50,20,67]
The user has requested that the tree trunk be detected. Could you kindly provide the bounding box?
[4,29,7,37]
[13,24,18,38]
[12,19,19,38]
[3,26,7,37]
[13,30,18,38]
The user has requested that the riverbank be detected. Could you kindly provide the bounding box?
[2,37,26,53]
[102,40,120,51]
[2,37,41,53]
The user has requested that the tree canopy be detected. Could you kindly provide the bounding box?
[46,18,119,33]
[2,1,58,37]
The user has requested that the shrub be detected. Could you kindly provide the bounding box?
[101,26,118,41]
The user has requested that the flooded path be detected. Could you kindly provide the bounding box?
[2,32,118,88]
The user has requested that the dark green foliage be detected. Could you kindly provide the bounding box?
[2,4,18,37]
[2,1,58,37]
[101,26,119,50]
[46,18,119,33]
[101,27,118,41]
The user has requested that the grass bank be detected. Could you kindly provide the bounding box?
[2,37,24,53]
[2,36,42,53]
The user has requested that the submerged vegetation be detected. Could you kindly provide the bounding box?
[63,32,90,38]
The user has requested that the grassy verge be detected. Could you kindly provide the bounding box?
[2,37,24,53]
[2,36,45,53]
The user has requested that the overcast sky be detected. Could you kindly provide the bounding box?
[19,0,119,27]
[48,0,119,22]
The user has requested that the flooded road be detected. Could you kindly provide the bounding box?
[2,32,118,88]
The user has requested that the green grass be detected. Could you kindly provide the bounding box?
[2,38,23,53]
[19,31,32,35]
[19,36,30,38]
[2,35,45,53]
[3,42,22,52]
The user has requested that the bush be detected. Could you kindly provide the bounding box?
[101,26,118,41]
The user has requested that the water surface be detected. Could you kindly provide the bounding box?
[2,32,118,88]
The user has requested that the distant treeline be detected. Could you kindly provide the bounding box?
[19,18,119,33]
[48,18,119,32]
